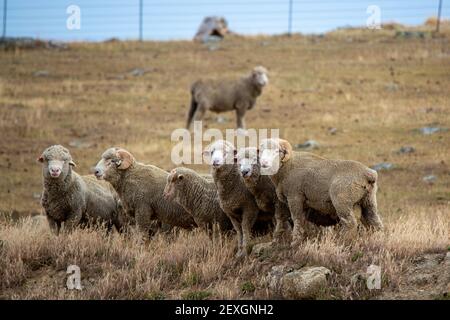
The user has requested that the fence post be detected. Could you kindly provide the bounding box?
[2,0,7,39]
[139,0,143,41]
[436,0,443,33]
[288,0,293,36]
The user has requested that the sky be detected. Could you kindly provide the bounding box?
[2,0,449,41]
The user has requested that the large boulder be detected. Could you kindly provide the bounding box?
[194,17,228,43]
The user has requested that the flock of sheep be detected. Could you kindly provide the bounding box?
[37,66,383,258]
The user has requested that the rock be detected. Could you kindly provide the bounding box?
[266,265,290,292]
[328,127,337,135]
[34,70,50,77]
[423,175,437,184]
[295,140,320,150]
[418,126,448,135]
[397,146,415,154]
[69,140,93,149]
[129,68,150,77]
[30,215,49,231]
[216,116,228,124]
[194,16,228,43]
[280,267,331,299]
[385,83,399,91]
[252,242,273,257]
[371,162,394,171]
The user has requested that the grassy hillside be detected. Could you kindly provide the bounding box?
[0,23,449,299]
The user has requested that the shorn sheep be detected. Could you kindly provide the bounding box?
[38,145,125,234]
[163,167,233,233]
[204,140,263,257]
[186,66,269,131]
[94,147,197,237]
[259,138,383,244]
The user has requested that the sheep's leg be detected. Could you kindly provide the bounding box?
[193,104,207,125]
[47,215,60,235]
[235,107,247,130]
[287,195,308,245]
[330,181,358,235]
[241,208,258,255]
[272,202,290,244]
[360,189,383,231]
[63,209,83,232]
[330,198,357,235]
[135,207,155,240]
[228,215,243,256]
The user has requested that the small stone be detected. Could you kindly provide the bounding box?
[34,70,49,77]
[418,127,448,135]
[68,140,93,149]
[33,193,41,200]
[385,83,398,91]
[252,242,273,257]
[423,175,437,184]
[328,127,337,135]
[216,116,228,124]
[397,146,415,154]
[371,162,394,171]
[295,140,320,150]
[129,68,147,77]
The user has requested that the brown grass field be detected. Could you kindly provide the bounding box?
[0,22,449,299]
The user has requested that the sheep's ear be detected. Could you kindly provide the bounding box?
[69,160,76,167]
[116,149,134,170]
[279,139,292,162]
[37,155,44,163]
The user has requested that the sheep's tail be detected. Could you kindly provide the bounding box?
[186,82,200,129]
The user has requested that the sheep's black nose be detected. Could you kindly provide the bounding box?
[242,169,250,176]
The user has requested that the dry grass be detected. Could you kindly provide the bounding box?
[0,204,447,299]
[0,22,449,299]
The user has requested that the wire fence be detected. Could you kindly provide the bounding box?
[1,0,447,41]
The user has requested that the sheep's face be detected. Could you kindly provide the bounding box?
[163,169,184,201]
[237,147,260,181]
[203,140,236,168]
[252,66,269,87]
[94,148,135,184]
[38,145,76,180]
[259,138,292,175]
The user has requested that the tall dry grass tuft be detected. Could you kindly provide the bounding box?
[0,206,447,299]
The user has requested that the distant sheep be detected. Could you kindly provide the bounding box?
[38,145,125,234]
[186,66,269,131]
[94,147,197,237]
[163,167,233,233]
[259,138,383,245]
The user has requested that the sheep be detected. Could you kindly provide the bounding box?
[38,145,125,234]
[94,147,197,237]
[204,140,263,257]
[163,167,233,233]
[259,138,383,245]
[236,147,339,242]
[186,66,269,131]
[236,147,291,243]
